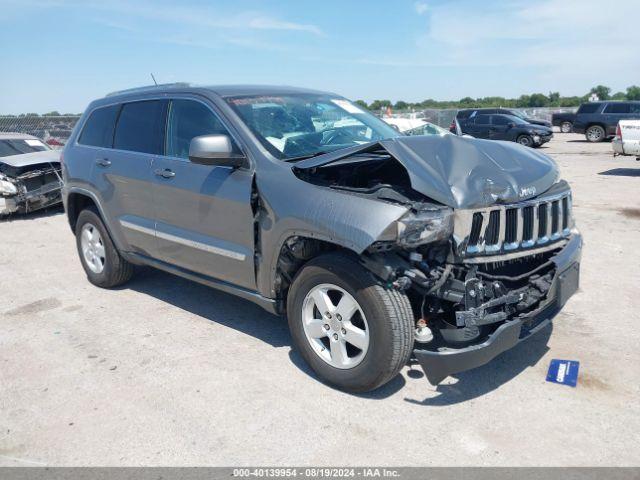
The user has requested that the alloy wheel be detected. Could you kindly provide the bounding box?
[518,136,532,147]
[80,223,106,274]
[301,283,370,369]
[587,126,604,142]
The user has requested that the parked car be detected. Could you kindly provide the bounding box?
[612,120,640,158]
[404,122,452,136]
[62,84,581,392]
[572,101,640,142]
[0,133,62,216]
[457,113,553,147]
[382,113,427,132]
[551,111,576,133]
[455,108,551,128]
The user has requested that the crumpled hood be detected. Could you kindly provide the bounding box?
[295,134,559,209]
[0,149,60,168]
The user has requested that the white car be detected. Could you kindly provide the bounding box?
[612,120,640,158]
[0,133,62,215]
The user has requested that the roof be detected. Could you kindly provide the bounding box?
[104,83,334,100]
[0,132,40,140]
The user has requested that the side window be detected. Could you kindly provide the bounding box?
[113,100,165,154]
[630,104,640,114]
[165,99,237,159]
[603,103,630,114]
[492,116,509,125]
[78,105,119,148]
[577,103,600,114]
[475,115,491,125]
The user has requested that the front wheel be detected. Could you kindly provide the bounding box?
[560,121,572,133]
[287,253,414,392]
[516,135,533,147]
[586,125,606,142]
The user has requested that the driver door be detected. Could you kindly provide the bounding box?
[151,98,257,290]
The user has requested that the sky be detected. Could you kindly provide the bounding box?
[0,0,638,114]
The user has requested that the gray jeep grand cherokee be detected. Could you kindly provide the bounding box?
[62,84,582,392]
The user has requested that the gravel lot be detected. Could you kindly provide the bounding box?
[1,134,639,466]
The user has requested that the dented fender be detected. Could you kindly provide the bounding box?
[253,161,409,297]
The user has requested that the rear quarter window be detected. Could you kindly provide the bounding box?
[113,100,166,155]
[603,103,631,114]
[577,103,601,114]
[78,105,120,148]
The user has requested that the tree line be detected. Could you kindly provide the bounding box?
[355,85,640,111]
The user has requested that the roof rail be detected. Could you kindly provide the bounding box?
[105,82,191,97]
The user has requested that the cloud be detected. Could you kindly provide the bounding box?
[414,2,428,15]
[417,0,638,72]
[7,0,324,36]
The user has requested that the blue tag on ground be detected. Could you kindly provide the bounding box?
[546,359,580,387]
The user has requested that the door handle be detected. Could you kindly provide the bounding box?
[154,168,176,179]
[96,158,111,167]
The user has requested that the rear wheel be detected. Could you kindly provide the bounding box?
[586,125,606,142]
[287,253,414,392]
[560,121,572,133]
[75,207,134,288]
[516,135,533,147]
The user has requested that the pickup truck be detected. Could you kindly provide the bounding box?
[612,120,640,158]
[551,111,576,133]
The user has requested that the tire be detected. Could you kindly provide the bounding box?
[585,125,606,142]
[516,135,533,147]
[560,121,572,133]
[287,252,414,392]
[75,207,134,288]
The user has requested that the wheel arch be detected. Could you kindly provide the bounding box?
[266,234,360,311]
[586,122,607,131]
[66,189,100,232]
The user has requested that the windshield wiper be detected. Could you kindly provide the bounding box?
[283,150,332,163]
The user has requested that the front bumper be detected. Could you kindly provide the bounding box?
[0,180,62,215]
[612,137,625,155]
[414,232,582,385]
[533,134,553,145]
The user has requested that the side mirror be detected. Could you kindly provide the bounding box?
[508,122,516,128]
[188,134,247,168]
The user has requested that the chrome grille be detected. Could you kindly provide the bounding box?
[455,190,573,257]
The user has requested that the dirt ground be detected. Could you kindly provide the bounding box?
[1,133,639,466]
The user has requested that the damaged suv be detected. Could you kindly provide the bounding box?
[62,84,581,392]
[0,133,62,216]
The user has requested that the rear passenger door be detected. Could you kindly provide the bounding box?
[489,115,510,140]
[81,100,165,257]
[470,115,491,139]
[151,98,257,290]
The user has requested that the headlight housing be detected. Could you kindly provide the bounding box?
[0,178,18,196]
[393,207,454,248]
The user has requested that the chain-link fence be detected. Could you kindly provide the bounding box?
[0,115,80,149]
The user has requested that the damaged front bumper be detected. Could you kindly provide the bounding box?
[0,170,62,215]
[414,232,582,385]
